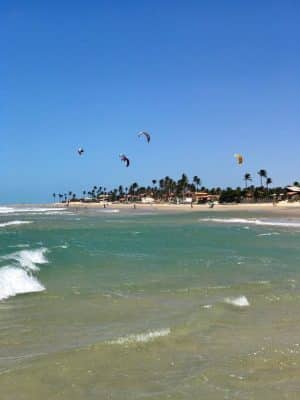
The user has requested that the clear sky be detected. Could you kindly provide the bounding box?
[1,1,299,203]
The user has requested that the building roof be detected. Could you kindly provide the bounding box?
[286,186,300,193]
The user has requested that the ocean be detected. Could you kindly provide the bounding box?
[0,205,300,399]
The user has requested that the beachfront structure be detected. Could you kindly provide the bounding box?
[286,186,300,201]
[183,197,193,204]
[191,192,220,203]
[141,196,154,204]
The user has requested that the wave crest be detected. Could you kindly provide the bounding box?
[225,296,250,307]
[2,248,49,271]
[0,248,49,301]
[107,328,171,345]
[0,221,33,228]
[0,206,68,215]
[200,217,300,228]
[0,267,44,301]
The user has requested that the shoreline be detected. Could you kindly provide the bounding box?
[62,201,300,216]
[2,201,300,217]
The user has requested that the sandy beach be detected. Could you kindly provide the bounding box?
[64,201,300,217]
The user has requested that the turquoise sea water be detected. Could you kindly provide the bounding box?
[1,205,300,399]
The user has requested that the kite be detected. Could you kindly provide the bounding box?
[138,131,151,143]
[119,153,130,167]
[234,153,243,165]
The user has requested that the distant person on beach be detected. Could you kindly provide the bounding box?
[208,200,214,208]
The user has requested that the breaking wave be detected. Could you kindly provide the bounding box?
[107,328,171,345]
[0,207,16,214]
[0,221,33,228]
[257,232,280,237]
[1,248,48,271]
[224,296,250,307]
[0,267,44,301]
[200,218,300,228]
[0,248,49,301]
[0,206,68,215]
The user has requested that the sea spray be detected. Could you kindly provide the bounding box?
[1,248,49,271]
[0,267,45,301]
[0,248,49,300]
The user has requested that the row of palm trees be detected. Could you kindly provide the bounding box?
[52,174,203,203]
[52,170,279,203]
[244,169,272,189]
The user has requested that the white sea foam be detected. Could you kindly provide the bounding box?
[41,211,73,215]
[0,207,16,214]
[0,206,68,215]
[101,209,120,213]
[257,232,280,237]
[8,244,30,248]
[200,218,300,228]
[225,296,250,307]
[0,247,49,301]
[57,244,68,249]
[1,248,49,272]
[108,328,171,345]
[0,267,45,301]
[0,221,33,228]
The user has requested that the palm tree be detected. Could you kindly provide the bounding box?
[164,176,172,198]
[178,173,189,200]
[257,169,267,187]
[159,178,164,190]
[52,193,56,202]
[193,176,201,191]
[243,173,252,189]
[266,177,272,190]
[129,182,138,199]
[113,188,118,201]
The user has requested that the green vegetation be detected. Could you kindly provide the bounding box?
[51,170,295,204]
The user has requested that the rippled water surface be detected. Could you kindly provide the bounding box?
[1,205,300,399]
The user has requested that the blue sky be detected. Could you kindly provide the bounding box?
[1,1,299,202]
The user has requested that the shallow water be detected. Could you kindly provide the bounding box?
[0,205,300,399]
